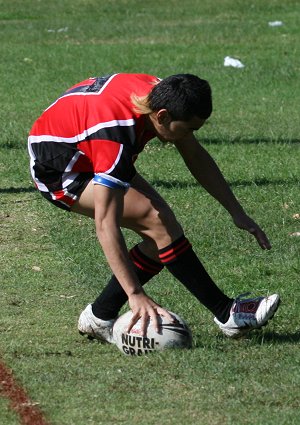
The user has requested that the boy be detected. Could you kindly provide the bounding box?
[28,73,280,342]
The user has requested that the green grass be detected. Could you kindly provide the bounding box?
[1,0,300,424]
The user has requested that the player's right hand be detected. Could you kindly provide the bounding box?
[127,291,174,336]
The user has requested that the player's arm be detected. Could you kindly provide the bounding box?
[93,184,172,333]
[174,135,271,250]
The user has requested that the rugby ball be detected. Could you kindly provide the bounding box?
[113,310,192,356]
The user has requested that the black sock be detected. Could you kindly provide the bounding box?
[158,235,233,323]
[92,245,163,320]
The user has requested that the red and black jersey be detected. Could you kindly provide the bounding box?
[28,73,158,209]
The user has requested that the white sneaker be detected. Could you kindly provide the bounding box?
[214,293,280,338]
[78,304,116,344]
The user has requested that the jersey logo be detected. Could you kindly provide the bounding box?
[61,75,114,97]
[45,74,117,112]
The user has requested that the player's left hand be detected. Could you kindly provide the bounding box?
[232,213,271,250]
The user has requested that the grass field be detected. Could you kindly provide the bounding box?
[1,0,300,424]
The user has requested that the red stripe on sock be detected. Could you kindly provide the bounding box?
[159,245,191,264]
[159,238,190,259]
[131,260,159,274]
[159,238,191,263]
[130,248,162,274]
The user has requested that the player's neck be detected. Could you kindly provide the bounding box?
[144,113,155,131]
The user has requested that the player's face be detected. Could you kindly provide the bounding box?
[149,110,205,143]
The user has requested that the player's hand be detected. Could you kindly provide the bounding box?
[127,291,174,336]
[232,213,271,250]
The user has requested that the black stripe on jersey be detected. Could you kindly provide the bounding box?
[31,138,137,183]
[108,144,137,183]
[31,142,78,172]
[86,124,137,148]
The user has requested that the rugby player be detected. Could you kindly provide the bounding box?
[28,73,280,342]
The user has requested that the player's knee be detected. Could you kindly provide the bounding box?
[146,204,181,239]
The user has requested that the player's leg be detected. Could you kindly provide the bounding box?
[74,174,280,340]
[73,174,233,327]
[72,175,175,329]
[71,175,172,319]
[70,173,183,249]
[72,177,167,341]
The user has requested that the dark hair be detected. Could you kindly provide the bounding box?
[148,74,212,120]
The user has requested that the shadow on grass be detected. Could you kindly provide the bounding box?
[1,173,299,197]
[0,186,36,194]
[252,331,300,345]
[1,138,299,150]
[206,331,300,348]
[201,137,300,145]
[192,330,300,349]
[151,177,298,189]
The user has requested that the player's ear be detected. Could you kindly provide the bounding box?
[156,109,172,125]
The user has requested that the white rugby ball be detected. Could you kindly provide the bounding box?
[113,310,192,356]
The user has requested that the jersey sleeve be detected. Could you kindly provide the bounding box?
[93,173,130,191]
